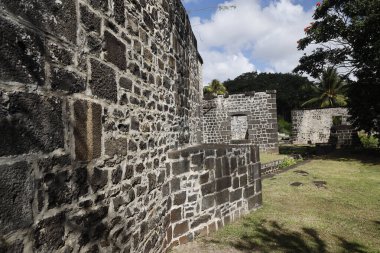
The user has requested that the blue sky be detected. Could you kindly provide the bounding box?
[181,0,318,84]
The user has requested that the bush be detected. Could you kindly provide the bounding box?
[278,118,292,135]
[279,157,297,169]
[358,131,379,149]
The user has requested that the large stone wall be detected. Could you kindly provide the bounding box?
[203,92,279,153]
[291,108,351,144]
[0,0,264,252]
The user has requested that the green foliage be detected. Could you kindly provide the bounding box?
[302,67,347,108]
[295,0,380,134]
[358,131,379,149]
[279,157,298,169]
[203,79,227,98]
[278,117,292,135]
[224,72,315,121]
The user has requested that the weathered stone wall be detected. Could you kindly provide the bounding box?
[0,1,264,252]
[291,108,351,144]
[203,92,279,153]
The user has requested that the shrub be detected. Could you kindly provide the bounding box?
[278,118,292,135]
[358,131,379,149]
[279,157,297,169]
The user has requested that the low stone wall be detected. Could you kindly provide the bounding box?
[329,125,358,148]
[261,160,282,176]
[0,144,261,252]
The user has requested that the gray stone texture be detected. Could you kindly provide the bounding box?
[292,108,351,144]
[0,1,262,253]
[203,92,279,153]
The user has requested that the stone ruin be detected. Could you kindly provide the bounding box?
[203,92,279,153]
[291,108,357,147]
[0,1,263,252]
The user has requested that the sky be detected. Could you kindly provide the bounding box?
[181,0,318,85]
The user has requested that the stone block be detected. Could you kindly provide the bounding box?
[200,172,209,184]
[74,100,102,161]
[192,153,204,166]
[51,67,86,93]
[170,207,182,223]
[90,167,108,192]
[46,170,73,209]
[174,191,186,205]
[215,189,230,205]
[216,177,231,191]
[173,221,189,238]
[244,185,255,198]
[0,0,77,43]
[201,182,215,196]
[201,194,215,211]
[0,162,33,234]
[104,31,127,70]
[230,189,242,202]
[80,4,101,34]
[34,212,66,251]
[120,77,133,90]
[191,214,211,229]
[105,137,128,157]
[113,0,125,25]
[90,59,118,102]
[0,93,64,156]
[204,158,215,170]
[248,194,262,210]
[0,16,45,85]
[172,160,190,176]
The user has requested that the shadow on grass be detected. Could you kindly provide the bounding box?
[323,149,380,165]
[213,220,367,253]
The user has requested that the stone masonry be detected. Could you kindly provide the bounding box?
[0,1,262,252]
[203,92,279,153]
[292,108,352,144]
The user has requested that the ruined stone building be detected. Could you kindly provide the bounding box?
[292,108,356,146]
[203,92,279,153]
[0,1,262,252]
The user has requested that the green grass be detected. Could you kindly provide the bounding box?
[260,153,289,164]
[208,151,380,253]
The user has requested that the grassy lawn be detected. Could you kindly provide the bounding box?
[209,151,380,253]
[260,153,289,164]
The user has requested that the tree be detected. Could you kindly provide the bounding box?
[203,79,227,99]
[302,67,347,108]
[224,72,315,121]
[295,0,380,133]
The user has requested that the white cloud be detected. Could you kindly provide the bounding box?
[190,0,315,85]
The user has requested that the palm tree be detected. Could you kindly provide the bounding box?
[302,67,347,108]
[203,79,227,98]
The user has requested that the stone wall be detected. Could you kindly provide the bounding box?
[292,108,351,144]
[0,0,264,252]
[203,92,279,153]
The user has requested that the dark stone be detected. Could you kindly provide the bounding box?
[113,0,125,25]
[47,171,72,208]
[125,165,134,179]
[0,162,33,234]
[105,137,128,157]
[136,163,145,173]
[290,182,303,187]
[191,214,211,229]
[90,59,118,102]
[222,157,230,176]
[34,212,65,251]
[216,177,231,191]
[173,221,189,238]
[200,172,209,184]
[215,158,222,178]
[0,240,24,253]
[171,177,180,193]
[131,116,140,131]
[201,182,215,196]
[90,167,108,192]
[0,93,64,156]
[192,153,204,166]
[129,140,138,152]
[202,195,215,210]
[120,77,133,90]
[244,186,255,198]
[313,180,327,189]
[240,175,248,187]
[230,189,242,202]
[233,177,239,189]
[215,189,229,205]
[79,199,93,208]
[112,166,123,184]
[0,0,77,43]
[148,173,156,192]
[248,194,262,209]
[89,0,108,11]
[80,4,101,33]
[230,157,237,171]
[0,16,45,86]
[51,67,85,93]
[172,160,190,175]
[174,191,186,205]
[104,31,126,70]
[216,149,226,157]
[74,100,102,161]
